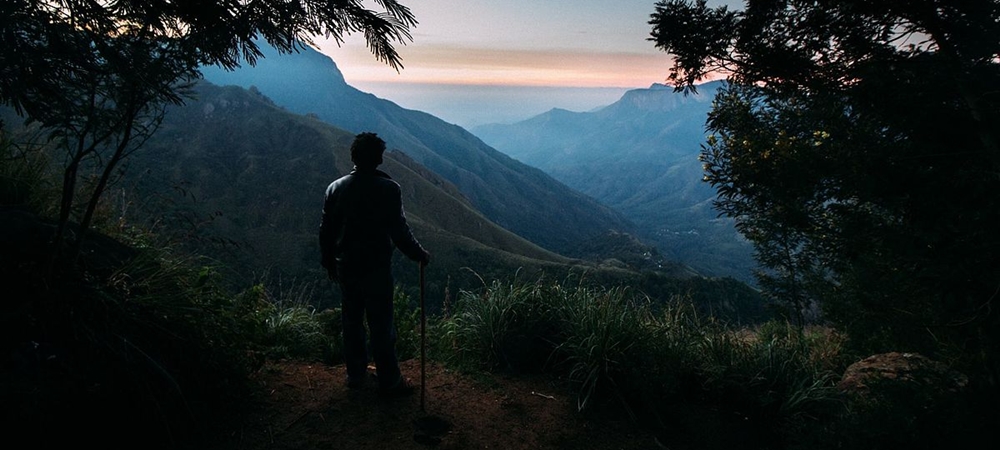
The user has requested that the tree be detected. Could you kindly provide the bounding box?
[0,0,416,261]
[649,0,1000,376]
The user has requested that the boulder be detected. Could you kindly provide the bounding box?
[837,351,968,395]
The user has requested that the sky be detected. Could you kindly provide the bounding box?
[317,0,741,127]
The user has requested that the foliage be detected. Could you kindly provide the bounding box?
[649,0,1000,377]
[635,270,771,324]
[231,282,422,366]
[0,0,416,261]
[0,123,56,213]
[0,218,267,447]
[2,157,328,445]
[438,270,552,372]
[239,278,337,363]
[393,284,423,361]
[549,283,657,413]
[794,351,996,450]
[812,377,976,450]
[2,0,416,111]
[695,321,846,445]
[438,274,847,447]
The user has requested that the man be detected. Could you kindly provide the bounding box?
[319,132,429,397]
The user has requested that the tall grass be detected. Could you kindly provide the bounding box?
[696,321,844,441]
[245,282,424,366]
[249,279,330,362]
[438,269,550,372]
[391,284,422,361]
[550,283,654,412]
[0,124,58,214]
[1,233,273,446]
[438,272,848,446]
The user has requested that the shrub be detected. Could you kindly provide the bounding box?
[315,307,344,364]
[435,273,851,449]
[393,284,422,361]
[1,233,267,447]
[695,319,843,446]
[625,298,705,405]
[438,270,551,372]
[0,125,57,215]
[245,278,332,362]
[549,283,655,412]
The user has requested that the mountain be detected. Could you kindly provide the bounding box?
[471,82,756,283]
[198,43,631,255]
[1,52,765,318]
[103,81,762,320]
[125,81,601,307]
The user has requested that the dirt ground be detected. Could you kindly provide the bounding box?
[207,358,665,450]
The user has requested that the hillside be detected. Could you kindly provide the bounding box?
[472,82,755,282]
[127,81,594,307]
[199,43,632,255]
[106,81,762,319]
[1,207,981,450]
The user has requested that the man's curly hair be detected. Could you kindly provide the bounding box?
[350,132,386,168]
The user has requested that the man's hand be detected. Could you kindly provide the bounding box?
[327,268,338,282]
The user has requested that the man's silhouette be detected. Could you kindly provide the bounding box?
[319,132,429,397]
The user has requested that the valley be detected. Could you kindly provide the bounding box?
[200,43,756,286]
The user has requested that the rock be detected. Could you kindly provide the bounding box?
[831,353,980,449]
[837,352,969,395]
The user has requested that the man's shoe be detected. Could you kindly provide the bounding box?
[378,377,414,399]
[347,373,377,390]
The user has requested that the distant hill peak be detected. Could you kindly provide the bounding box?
[470,77,755,283]
[202,41,348,90]
[646,80,724,91]
[603,80,722,114]
[199,42,634,255]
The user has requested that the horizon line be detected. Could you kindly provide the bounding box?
[345,77,726,91]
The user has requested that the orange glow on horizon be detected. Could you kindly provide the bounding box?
[310,1,743,89]
[318,40,680,89]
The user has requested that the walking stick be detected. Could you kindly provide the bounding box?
[419,261,426,412]
[413,260,450,446]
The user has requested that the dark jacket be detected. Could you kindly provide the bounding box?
[319,168,426,272]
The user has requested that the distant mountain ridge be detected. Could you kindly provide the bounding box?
[128,82,594,307]
[199,43,632,254]
[102,81,763,320]
[471,81,756,282]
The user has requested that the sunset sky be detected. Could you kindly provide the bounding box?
[316,0,741,127]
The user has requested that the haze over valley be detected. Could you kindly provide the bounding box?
[339,81,632,129]
[201,44,754,284]
[471,81,755,281]
[67,42,761,320]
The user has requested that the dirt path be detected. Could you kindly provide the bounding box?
[209,359,662,450]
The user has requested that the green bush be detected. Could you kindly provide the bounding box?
[243,279,334,362]
[438,271,551,372]
[623,299,705,408]
[693,320,844,446]
[315,307,344,364]
[1,234,269,447]
[393,284,422,361]
[549,283,655,412]
[0,125,57,214]
[436,273,853,448]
